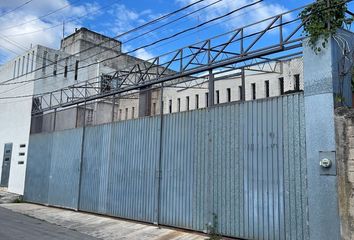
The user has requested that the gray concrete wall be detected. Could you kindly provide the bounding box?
[335,108,354,240]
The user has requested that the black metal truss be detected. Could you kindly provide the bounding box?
[32,7,307,115]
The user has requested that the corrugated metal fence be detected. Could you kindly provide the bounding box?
[24,93,308,240]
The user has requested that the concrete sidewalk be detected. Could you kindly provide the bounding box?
[1,203,206,240]
[0,188,21,203]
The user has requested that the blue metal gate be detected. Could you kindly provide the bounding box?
[24,93,308,240]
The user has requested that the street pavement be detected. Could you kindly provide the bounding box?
[0,207,98,240]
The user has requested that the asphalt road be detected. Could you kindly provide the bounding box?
[0,207,98,240]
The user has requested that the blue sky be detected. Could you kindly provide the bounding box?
[0,0,351,64]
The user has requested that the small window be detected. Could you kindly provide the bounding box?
[226,88,231,102]
[31,51,35,71]
[18,161,24,165]
[74,60,79,80]
[119,109,122,120]
[5,150,10,154]
[169,100,172,113]
[152,103,156,115]
[132,107,135,119]
[53,54,58,76]
[26,53,30,73]
[19,152,25,156]
[13,60,16,78]
[177,98,181,112]
[20,144,26,148]
[239,86,243,100]
[205,92,209,107]
[251,83,256,100]
[4,158,9,162]
[294,74,300,91]
[265,80,270,98]
[17,58,21,76]
[64,58,68,78]
[279,77,284,95]
[42,51,47,73]
[186,96,190,111]
[22,56,25,75]
[195,94,199,109]
[125,108,128,120]
[216,90,220,104]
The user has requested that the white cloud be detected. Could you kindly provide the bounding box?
[134,48,155,61]
[0,0,102,61]
[175,0,288,31]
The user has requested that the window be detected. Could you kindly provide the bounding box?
[31,51,35,71]
[64,58,68,78]
[195,94,199,109]
[101,75,112,93]
[22,56,25,75]
[177,98,181,112]
[13,60,16,78]
[17,58,20,76]
[42,51,47,73]
[74,60,79,80]
[152,103,156,115]
[251,83,256,100]
[4,158,9,162]
[132,107,135,119]
[18,161,24,165]
[119,109,122,120]
[294,74,300,91]
[216,90,220,104]
[205,92,209,107]
[227,88,231,102]
[53,54,58,76]
[20,144,26,148]
[19,152,25,156]
[239,86,243,100]
[265,80,270,98]
[26,53,30,74]
[125,108,128,120]
[169,100,172,113]
[186,96,190,111]
[279,77,284,95]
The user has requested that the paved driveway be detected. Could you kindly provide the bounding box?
[0,207,98,240]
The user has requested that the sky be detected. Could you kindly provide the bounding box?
[0,0,349,64]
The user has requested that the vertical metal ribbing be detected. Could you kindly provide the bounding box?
[77,100,87,211]
[156,83,164,225]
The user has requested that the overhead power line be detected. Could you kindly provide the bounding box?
[0,0,210,84]
[0,0,262,87]
[0,0,225,96]
[0,0,34,18]
[0,0,81,31]
[3,2,114,37]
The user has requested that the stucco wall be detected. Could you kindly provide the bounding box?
[335,107,354,240]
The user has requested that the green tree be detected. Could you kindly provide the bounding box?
[300,0,353,53]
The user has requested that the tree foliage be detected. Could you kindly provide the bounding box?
[300,0,352,53]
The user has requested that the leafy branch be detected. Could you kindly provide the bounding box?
[300,0,353,53]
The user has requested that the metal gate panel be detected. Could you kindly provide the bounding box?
[78,124,112,214]
[159,93,308,240]
[24,134,52,204]
[160,109,209,231]
[106,117,160,223]
[47,128,83,209]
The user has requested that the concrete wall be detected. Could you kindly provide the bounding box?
[160,57,303,114]
[0,46,38,194]
[335,108,354,240]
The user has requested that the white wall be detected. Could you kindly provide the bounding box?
[0,47,36,194]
